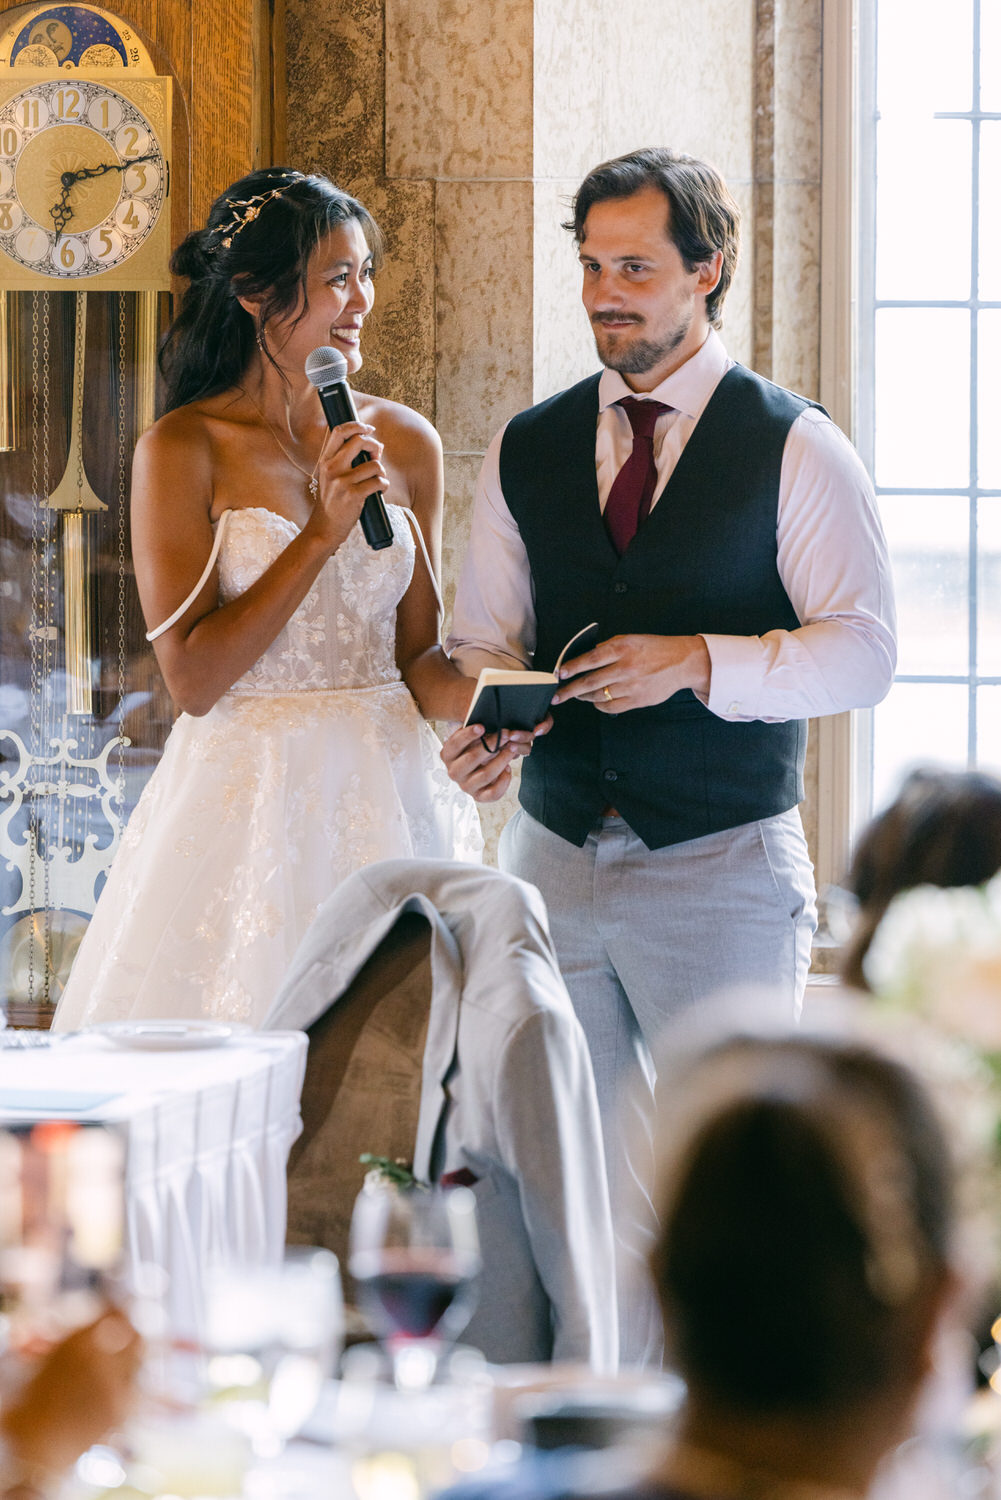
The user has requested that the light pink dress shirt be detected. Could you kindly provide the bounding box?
[445,328,896,723]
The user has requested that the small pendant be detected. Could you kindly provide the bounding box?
[309,475,319,500]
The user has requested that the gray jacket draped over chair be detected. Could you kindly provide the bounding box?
[264,857,618,1370]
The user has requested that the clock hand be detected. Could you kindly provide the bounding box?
[50,151,160,238]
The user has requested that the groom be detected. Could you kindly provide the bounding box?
[442,146,896,1364]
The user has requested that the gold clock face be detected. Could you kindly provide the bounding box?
[0,76,167,281]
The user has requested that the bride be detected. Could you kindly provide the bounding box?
[53,168,481,1031]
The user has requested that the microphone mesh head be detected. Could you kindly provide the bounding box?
[305,346,348,387]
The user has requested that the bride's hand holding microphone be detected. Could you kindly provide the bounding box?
[301,346,395,555]
[303,420,388,553]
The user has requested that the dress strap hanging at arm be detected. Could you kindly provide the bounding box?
[145,509,233,643]
[399,506,445,624]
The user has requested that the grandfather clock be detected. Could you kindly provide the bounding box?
[0,0,283,1023]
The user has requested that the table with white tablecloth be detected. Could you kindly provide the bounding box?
[0,1030,307,1335]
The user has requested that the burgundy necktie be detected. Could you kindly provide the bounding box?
[603,397,669,554]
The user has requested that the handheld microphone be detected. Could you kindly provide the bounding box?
[304,346,394,550]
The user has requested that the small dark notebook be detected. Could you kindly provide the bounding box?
[463,622,599,750]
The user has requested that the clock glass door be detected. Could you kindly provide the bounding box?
[0,287,174,1022]
[0,3,180,1023]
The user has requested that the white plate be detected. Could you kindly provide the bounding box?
[84,1019,249,1051]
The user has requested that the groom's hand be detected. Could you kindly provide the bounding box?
[552,633,710,713]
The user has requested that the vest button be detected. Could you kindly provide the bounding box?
[603,769,618,782]
[613,582,627,594]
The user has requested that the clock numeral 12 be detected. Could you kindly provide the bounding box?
[53,89,82,121]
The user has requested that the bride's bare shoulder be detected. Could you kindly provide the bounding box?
[354,391,442,462]
[134,389,246,475]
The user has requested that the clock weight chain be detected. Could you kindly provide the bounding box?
[21,288,54,1022]
[44,291,96,999]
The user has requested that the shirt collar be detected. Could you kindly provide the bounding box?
[597,327,730,421]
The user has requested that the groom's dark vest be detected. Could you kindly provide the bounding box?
[499,364,821,850]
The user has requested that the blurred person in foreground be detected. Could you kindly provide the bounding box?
[838,766,1001,992]
[836,767,1001,1399]
[441,1025,961,1500]
[0,1308,141,1498]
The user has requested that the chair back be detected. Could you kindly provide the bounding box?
[285,912,432,1268]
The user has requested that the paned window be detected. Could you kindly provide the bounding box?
[857,0,1001,811]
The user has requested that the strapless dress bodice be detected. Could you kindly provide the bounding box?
[217,504,416,695]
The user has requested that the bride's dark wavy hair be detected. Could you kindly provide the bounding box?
[159,168,383,413]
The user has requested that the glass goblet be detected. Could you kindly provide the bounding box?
[348,1183,480,1392]
[201,1245,343,1459]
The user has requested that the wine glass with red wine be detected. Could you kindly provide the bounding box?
[348,1183,480,1391]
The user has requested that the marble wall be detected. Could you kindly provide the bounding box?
[285,0,825,861]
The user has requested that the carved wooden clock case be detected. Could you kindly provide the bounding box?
[0,1,282,1022]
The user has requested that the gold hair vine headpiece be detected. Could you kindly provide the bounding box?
[213,172,304,249]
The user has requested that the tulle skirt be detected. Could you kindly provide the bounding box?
[52,683,482,1029]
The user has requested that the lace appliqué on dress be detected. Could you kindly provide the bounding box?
[51,503,482,1032]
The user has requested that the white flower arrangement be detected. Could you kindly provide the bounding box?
[864,874,1001,1054]
[861,874,1001,1301]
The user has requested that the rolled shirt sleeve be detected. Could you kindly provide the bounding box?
[702,406,897,722]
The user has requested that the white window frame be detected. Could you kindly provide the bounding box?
[824,0,997,869]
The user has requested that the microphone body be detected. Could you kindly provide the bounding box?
[305,347,393,550]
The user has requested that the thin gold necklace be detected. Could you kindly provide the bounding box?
[242,386,321,500]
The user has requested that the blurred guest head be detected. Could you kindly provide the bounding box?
[651,1029,955,1495]
[839,767,1001,990]
[439,1025,959,1500]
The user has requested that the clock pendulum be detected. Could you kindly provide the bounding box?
[0,287,16,451]
[45,289,105,718]
[134,288,157,434]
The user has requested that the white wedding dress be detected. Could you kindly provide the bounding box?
[52,505,482,1031]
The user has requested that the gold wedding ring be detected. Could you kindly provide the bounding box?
[603,686,613,702]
